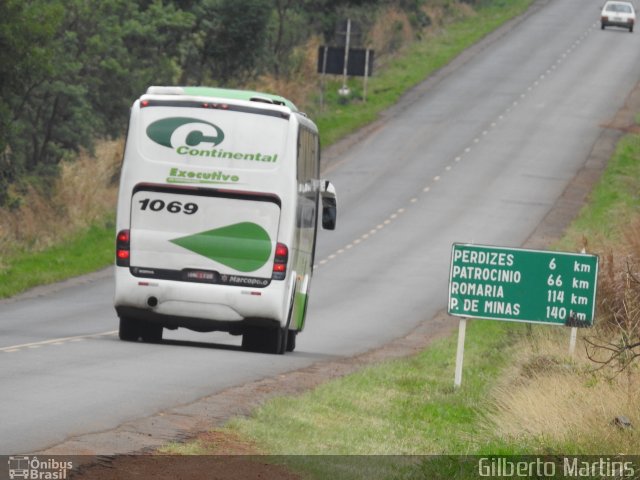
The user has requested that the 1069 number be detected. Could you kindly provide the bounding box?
[138,198,198,215]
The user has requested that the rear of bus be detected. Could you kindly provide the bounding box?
[114,87,313,353]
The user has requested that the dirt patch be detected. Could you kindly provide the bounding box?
[71,455,302,480]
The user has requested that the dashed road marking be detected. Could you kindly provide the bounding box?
[1,331,118,354]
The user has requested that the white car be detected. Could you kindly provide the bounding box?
[601,1,636,32]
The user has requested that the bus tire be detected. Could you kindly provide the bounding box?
[119,316,140,341]
[277,327,288,355]
[242,326,285,354]
[140,322,163,343]
[119,317,163,343]
[286,330,297,352]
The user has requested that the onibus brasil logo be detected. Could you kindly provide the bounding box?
[7,456,73,479]
[146,117,279,163]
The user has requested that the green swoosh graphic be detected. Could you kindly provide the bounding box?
[170,222,272,272]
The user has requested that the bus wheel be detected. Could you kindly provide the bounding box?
[286,330,297,352]
[119,317,140,341]
[140,322,163,343]
[119,317,163,343]
[242,326,286,354]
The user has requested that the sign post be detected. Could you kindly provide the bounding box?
[569,326,578,356]
[448,243,598,387]
[340,18,351,96]
[318,18,374,103]
[454,317,467,388]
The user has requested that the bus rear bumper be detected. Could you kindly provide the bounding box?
[114,268,289,331]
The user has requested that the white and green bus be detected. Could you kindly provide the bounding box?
[114,86,337,354]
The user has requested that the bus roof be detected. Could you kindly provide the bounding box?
[145,86,298,112]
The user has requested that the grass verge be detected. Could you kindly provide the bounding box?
[558,134,640,249]
[162,320,526,479]
[0,218,115,299]
[225,321,520,457]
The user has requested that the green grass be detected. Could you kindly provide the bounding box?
[0,218,115,298]
[160,320,525,479]
[560,134,640,245]
[224,321,520,458]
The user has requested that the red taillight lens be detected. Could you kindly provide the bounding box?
[272,243,288,280]
[117,230,130,243]
[116,229,130,267]
[275,244,288,258]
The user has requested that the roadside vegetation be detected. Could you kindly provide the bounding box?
[0,141,120,297]
[0,0,533,298]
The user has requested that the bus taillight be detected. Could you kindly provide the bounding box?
[116,229,130,267]
[272,243,288,280]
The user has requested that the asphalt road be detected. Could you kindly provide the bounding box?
[2,0,640,454]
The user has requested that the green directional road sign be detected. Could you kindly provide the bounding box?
[448,244,598,326]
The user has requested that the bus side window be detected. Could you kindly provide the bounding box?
[296,127,318,229]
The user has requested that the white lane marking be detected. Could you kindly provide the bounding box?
[0,330,118,353]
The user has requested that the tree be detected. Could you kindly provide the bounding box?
[585,260,640,374]
[267,0,307,78]
[0,0,194,202]
[179,0,272,84]
[0,0,62,204]
[0,0,400,208]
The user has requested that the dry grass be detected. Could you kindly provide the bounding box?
[248,36,323,110]
[484,217,640,453]
[485,325,640,453]
[0,139,122,254]
[367,7,414,56]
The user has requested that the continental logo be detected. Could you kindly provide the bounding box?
[146,117,278,163]
[147,117,224,148]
